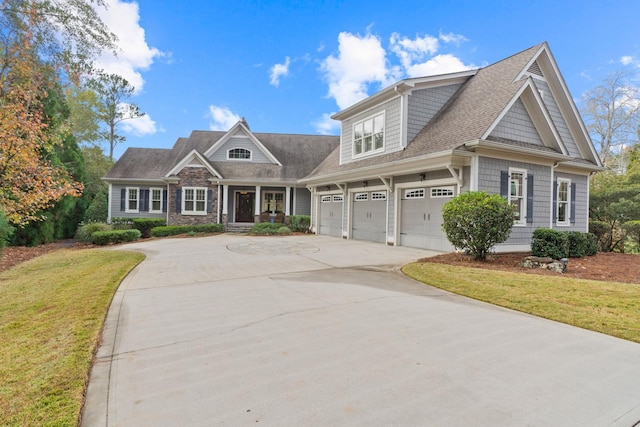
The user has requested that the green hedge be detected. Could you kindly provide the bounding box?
[531,229,597,259]
[249,223,291,235]
[75,222,112,243]
[150,223,223,237]
[288,215,311,232]
[132,218,167,238]
[91,229,141,245]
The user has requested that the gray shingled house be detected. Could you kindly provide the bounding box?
[104,42,603,252]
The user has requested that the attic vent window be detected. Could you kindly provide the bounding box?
[527,61,544,77]
[228,148,252,160]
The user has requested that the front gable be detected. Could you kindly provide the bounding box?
[165,149,222,179]
[204,120,282,166]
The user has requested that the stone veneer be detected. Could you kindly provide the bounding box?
[168,167,219,226]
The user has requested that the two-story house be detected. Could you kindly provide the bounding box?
[104,42,603,252]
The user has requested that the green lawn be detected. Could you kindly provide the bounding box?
[0,249,144,426]
[402,262,640,344]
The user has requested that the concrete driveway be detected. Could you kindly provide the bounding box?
[81,234,640,427]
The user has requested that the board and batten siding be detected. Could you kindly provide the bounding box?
[294,188,311,215]
[340,96,402,165]
[489,98,544,146]
[533,79,582,158]
[406,84,462,143]
[476,157,551,245]
[208,136,272,163]
[110,183,167,220]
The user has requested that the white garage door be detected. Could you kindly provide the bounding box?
[399,187,454,252]
[318,195,343,237]
[351,191,387,243]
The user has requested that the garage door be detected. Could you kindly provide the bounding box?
[351,191,387,243]
[399,187,454,251]
[318,195,343,237]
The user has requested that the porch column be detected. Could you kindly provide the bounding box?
[222,185,229,215]
[285,186,291,216]
[254,185,261,217]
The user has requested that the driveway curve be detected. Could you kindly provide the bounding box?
[81,234,640,427]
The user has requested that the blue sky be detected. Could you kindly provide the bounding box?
[95,0,640,159]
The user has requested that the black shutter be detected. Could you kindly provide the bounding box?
[176,189,182,213]
[552,179,558,223]
[526,174,534,224]
[207,189,213,214]
[570,183,576,224]
[141,189,149,212]
[120,188,126,211]
[500,171,509,198]
[162,190,168,213]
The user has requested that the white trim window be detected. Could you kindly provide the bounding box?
[431,187,455,198]
[263,191,284,214]
[183,187,207,215]
[126,187,139,213]
[404,188,425,199]
[321,195,332,203]
[509,168,527,225]
[354,192,368,201]
[556,179,571,225]
[228,147,252,160]
[371,191,387,200]
[333,195,343,202]
[353,113,384,157]
[150,188,163,213]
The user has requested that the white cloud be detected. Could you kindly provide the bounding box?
[390,32,439,70]
[270,56,291,87]
[405,53,475,78]
[120,111,158,136]
[320,31,396,110]
[621,55,635,66]
[94,0,163,93]
[439,32,468,45]
[313,113,340,135]
[207,105,240,131]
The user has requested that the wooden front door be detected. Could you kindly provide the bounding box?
[235,192,255,222]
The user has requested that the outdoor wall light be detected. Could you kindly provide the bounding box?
[420,173,426,181]
[363,181,368,187]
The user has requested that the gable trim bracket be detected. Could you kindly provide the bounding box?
[378,176,393,192]
[446,165,463,187]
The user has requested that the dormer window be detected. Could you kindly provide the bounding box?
[228,148,252,160]
[353,113,384,157]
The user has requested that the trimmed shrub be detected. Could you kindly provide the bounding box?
[566,231,599,258]
[531,228,569,260]
[288,215,311,232]
[249,222,283,235]
[91,229,141,245]
[84,192,108,223]
[442,191,514,260]
[75,222,112,243]
[132,218,167,238]
[150,223,223,237]
[277,226,291,235]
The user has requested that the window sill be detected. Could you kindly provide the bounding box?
[181,211,207,216]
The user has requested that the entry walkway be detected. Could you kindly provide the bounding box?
[82,234,640,426]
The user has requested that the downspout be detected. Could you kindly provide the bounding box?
[216,183,221,224]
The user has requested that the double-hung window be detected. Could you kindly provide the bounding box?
[150,188,163,213]
[509,169,526,225]
[183,187,206,215]
[126,187,139,213]
[263,192,284,214]
[556,179,570,225]
[353,113,384,157]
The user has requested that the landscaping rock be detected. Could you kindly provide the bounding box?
[521,256,567,273]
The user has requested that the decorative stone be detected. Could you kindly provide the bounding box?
[521,256,567,273]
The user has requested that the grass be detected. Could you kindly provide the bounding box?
[402,262,640,344]
[0,249,145,426]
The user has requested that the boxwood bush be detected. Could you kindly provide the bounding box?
[288,215,311,232]
[531,228,569,259]
[75,222,112,243]
[91,229,141,245]
[132,218,167,238]
[250,222,291,235]
[566,231,598,257]
[150,223,223,237]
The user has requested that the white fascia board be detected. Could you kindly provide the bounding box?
[204,121,282,166]
[331,70,477,121]
[465,139,568,163]
[165,149,223,178]
[102,177,165,185]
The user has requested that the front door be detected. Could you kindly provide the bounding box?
[235,192,255,222]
